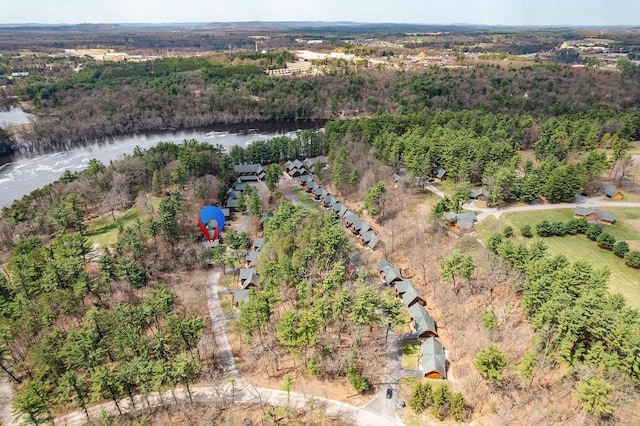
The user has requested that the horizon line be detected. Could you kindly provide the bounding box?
[0,21,639,29]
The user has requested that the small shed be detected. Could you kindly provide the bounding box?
[420,337,447,379]
[604,185,623,200]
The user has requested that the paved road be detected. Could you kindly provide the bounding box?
[361,331,404,423]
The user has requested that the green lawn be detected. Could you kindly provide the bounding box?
[291,187,323,212]
[401,340,422,370]
[477,209,640,309]
[85,207,142,248]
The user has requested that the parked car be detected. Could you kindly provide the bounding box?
[386,388,393,399]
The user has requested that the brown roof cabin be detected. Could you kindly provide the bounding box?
[604,185,623,200]
[408,303,437,338]
[419,337,447,379]
[574,207,615,224]
[402,285,427,308]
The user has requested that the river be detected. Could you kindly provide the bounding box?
[0,106,34,127]
[0,122,321,209]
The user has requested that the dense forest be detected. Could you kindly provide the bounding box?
[321,108,640,205]
[3,53,640,154]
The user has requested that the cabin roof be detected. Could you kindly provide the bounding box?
[394,280,415,295]
[233,289,250,305]
[402,285,425,306]
[421,337,447,378]
[252,237,264,250]
[408,303,437,336]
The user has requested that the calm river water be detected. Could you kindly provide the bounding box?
[0,121,321,208]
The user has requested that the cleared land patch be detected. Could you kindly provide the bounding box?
[477,208,640,308]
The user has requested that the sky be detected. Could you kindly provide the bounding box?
[2,0,639,26]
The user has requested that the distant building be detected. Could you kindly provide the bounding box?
[10,72,29,78]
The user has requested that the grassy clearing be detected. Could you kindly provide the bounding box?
[84,196,162,249]
[291,187,323,212]
[220,293,234,315]
[477,209,640,309]
[401,340,422,370]
[85,207,141,248]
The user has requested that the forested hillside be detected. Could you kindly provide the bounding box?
[323,108,640,205]
[5,54,640,153]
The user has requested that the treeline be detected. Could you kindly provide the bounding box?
[227,129,327,165]
[323,109,639,205]
[534,218,640,268]
[237,203,404,391]
[9,55,640,153]
[486,236,640,417]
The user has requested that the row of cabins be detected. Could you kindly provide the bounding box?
[224,181,254,211]
[233,237,265,307]
[299,176,379,249]
[285,157,327,178]
[233,163,266,182]
[377,260,447,380]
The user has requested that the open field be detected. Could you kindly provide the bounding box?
[476,208,640,308]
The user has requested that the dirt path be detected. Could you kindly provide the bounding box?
[53,382,397,426]
[420,183,640,223]
[0,374,14,426]
[468,198,640,222]
[207,270,240,379]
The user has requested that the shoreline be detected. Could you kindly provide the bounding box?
[4,117,328,160]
